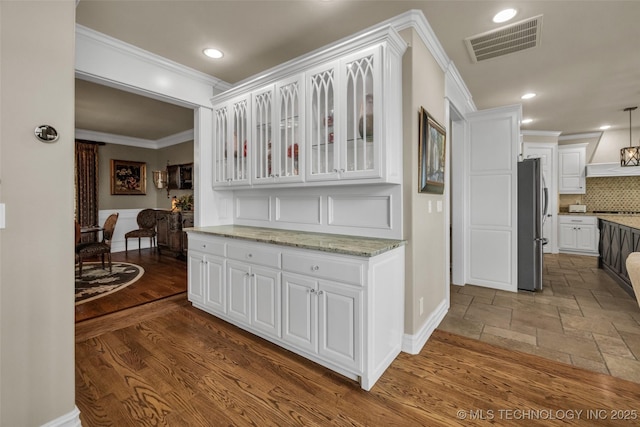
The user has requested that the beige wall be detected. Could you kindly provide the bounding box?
[400,29,447,335]
[591,127,640,164]
[98,141,193,211]
[0,1,76,425]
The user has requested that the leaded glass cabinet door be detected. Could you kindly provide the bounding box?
[275,74,304,182]
[339,45,381,180]
[212,103,229,186]
[229,95,251,185]
[306,61,339,181]
[252,85,275,184]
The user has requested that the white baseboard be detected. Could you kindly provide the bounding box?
[401,298,448,355]
[40,406,81,427]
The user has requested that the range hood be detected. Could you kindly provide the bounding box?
[586,162,640,177]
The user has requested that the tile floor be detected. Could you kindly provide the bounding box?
[438,253,640,383]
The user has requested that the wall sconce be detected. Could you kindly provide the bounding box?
[621,107,640,167]
[152,169,170,197]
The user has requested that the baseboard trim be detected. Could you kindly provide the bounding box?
[401,298,448,355]
[40,406,81,427]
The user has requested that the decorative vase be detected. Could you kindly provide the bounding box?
[358,94,374,142]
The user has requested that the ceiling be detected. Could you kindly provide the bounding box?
[75,1,640,144]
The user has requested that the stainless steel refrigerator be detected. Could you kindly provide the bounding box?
[517,158,548,291]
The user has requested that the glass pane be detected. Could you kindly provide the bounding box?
[309,69,334,175]
[279,81,300,177]
[214,106,228,182]
[346,55,374,171]
[232,99,248,180]
[254,91,272,179]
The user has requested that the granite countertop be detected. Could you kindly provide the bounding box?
[185,225,406,257]
[558,212,640,229]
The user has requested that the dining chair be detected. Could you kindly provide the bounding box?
[124,209,157,253]
[75,213,119,278]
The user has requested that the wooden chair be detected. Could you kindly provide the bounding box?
[76,213,119,278]
[626,252,640,308]
[124,209,157,253]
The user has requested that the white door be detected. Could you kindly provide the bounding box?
[282,273,317,353]
[466,105,520,292]
[227,261,251,324]
[204,254,226,315]
[523,142,558,254]
[251,266,281,338]
[187,251,204,304]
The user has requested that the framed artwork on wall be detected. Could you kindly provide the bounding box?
[110,159,147,195]
[418,107,446,194]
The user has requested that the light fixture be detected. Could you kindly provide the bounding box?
[152,169,169,197]
[621,106,640,167]
[493,8,517,23]
[521,92,536,100]
[203,48,223,59]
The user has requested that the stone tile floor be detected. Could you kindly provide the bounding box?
[438,253,640,383]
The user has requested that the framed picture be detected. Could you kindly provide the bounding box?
[418,107,446,194]
[110,159,147,195]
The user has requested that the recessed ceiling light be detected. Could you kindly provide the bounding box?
[600,125,611,130]
[203,48,223,59]
[521,118,533,124]
[521,92,536,100]
[493,8,517,23]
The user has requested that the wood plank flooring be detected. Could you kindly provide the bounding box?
[75,298,640,426]
[75,248,187,322]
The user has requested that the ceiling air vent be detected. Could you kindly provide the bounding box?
[465,15,543,63]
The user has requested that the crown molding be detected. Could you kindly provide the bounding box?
[521,130,562,137]
[392,9,450,72]
[75,129,193,149]
[559,132,602,141]
[75,24,232,93]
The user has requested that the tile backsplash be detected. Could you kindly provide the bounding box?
[559,176,640,212]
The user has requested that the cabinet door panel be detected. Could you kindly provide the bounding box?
[307,61,338,180]
[576,225,597,252]
[282,273,317,353]
[318,281,362,371]
[212,105,229,185]
[252,85,275,183]
[227,262,251,324]
[204,255,226,314]
[558,224,577,249]
[187,252,204,304]
[251,266,281,338]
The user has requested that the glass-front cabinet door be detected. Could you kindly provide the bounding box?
[213,95,251,187]
[253,74,304,185]
[306,46,381,182]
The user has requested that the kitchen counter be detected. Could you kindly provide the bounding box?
[558,212,640,229]
[185,225,406,257]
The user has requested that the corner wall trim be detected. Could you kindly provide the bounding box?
[40,406,82,427]
[401,299,449,355]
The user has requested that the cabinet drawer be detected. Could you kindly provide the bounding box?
[227,242,281,268]
[282,252,363,286]
[188,236,225,257]
[559,215,597,225]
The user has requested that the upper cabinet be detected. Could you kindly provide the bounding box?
[211,27,407,189]
[558,143,587,194]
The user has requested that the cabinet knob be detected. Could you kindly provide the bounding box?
[317,290,324,295]
[309,289,316,294]
[311,265,320,271]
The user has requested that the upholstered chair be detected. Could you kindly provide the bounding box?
[75,213,119,278]
[626,252,640,308]
[124,209,157,253]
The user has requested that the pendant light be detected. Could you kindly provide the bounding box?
[621,106,640,166]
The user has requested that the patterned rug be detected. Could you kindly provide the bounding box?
[75,262,144,305]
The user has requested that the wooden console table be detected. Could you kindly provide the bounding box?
[156,210,194,259]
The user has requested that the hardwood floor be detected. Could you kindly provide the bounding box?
[75,297,640,426]
[74,248,187,322]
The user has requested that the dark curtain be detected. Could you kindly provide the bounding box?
[75,141,99,241]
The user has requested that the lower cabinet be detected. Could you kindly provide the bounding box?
[186,231,404,391]
[599,219,640,295]
[558,215,598,255]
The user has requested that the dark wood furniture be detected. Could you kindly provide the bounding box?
[599,218,640,296]
[167,163,193,190]
[156,210,193,259]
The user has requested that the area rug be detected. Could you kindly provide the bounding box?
[75,262,144,305]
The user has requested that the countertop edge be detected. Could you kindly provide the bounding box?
[185,226,407,258]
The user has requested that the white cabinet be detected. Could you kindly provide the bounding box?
[306,46,381,182]
[558,215,598,255]
[186,230,404,391]
[252,74,304,185]
[210,26,406,189]
[558,144,586,194]
[212,94,251,187]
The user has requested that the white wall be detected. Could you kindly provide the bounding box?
[591,127,640,163]
[0,1,78,425]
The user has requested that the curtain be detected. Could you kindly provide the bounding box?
[75,141,99,241]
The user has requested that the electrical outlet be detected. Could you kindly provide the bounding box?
[419,297,424,315]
